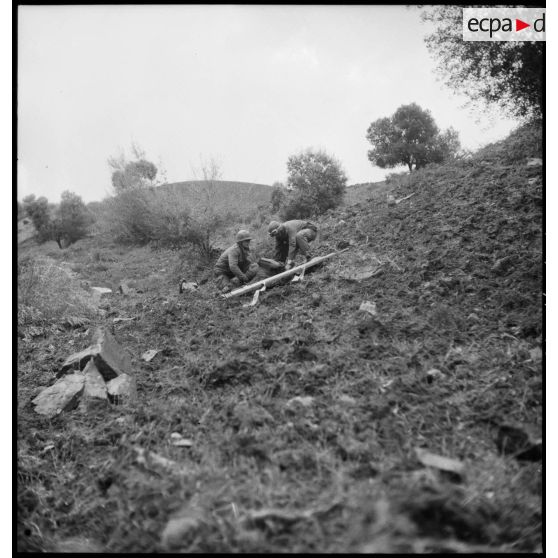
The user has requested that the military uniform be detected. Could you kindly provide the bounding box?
[272,220,318,263]
[214,243,259,292]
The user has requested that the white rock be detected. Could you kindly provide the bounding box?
[32,373,85,418]
[106,374,137,404]
[359,301,377,316]
[526,157,542,167]
[91,286,113,295]
[82,359,108,400]
[142,349,159,362]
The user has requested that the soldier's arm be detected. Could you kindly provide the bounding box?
[228,251,248,283]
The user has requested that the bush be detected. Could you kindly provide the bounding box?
[281,149,347,218]
[105,188,192,247]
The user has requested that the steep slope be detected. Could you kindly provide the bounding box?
[17,123,542,553]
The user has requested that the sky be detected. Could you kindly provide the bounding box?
[18,4,520,203]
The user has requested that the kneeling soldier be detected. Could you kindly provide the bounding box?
[214,230,259,293]
[267,219,318,270]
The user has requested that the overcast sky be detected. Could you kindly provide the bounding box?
[17,4,520,203]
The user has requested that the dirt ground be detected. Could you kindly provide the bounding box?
[17,123,542,552]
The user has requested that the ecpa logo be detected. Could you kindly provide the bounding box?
[463,8,545,42]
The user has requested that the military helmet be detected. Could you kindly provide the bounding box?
[236,230,252,243]
[268,220,280,234]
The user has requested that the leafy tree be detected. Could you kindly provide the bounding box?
[366,103,460,171]
[52,191,94,248]
[420,6,543,119]
[22,192,93,248]
[281,149,347,218]
[22,194,52,242]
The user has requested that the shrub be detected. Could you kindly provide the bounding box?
[281,149,347,218]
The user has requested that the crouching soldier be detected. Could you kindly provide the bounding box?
[268,219,318,270]
[214,230,259,293]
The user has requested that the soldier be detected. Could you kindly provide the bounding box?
[214,230,259,293]
[267,219,318,270]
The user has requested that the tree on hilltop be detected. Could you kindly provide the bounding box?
[420,6,543,119]
[366,103,460,172]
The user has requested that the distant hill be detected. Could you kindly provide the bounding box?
[160,180,273,218]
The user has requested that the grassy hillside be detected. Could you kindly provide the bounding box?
[17,122,542,552]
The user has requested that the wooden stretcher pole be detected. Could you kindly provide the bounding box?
[222,248,349,299]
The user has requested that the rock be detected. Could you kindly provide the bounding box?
[142,349,160,362]
[425,368,445,383]
[526,157,542,167]
[179,280,199,294]
[528,177,539,185]
[338,394,357,406]
[415,448,465,480]
[340,265,384,282]
[359,301,377,316]
[467,313,480,322]
[91,286,112,295]
[82,359,108,401]
[172,438,194,448]
[161,508,205,550]
[32,373,85,418]
[59,327,132,381]
[106,374,137,404]
[387,194,396,207]
[118,282,131,295]
[337,220,347,228]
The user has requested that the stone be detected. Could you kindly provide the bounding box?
[359,301,377,316]
[59,327,132,381]
[179,280,199,293]
[91,286,112,295]
[142,349,159,362]
[118,282,131,295]
[526,157,542,167]
[32,373,85,418]
[425,368,445,383]
[82,359,108,401]
[415,447,465,479]
[338,394,357,406]
[106,374,137,404]
[161,508,205,550]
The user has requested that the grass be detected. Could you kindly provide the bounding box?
[17,121,542,552]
